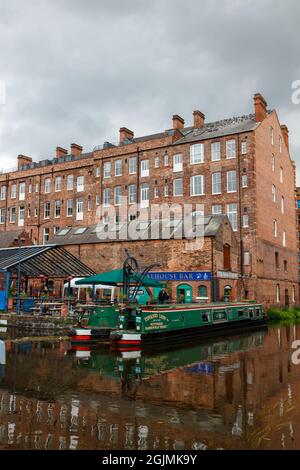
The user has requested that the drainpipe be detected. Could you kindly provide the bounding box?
[236,135,244,300]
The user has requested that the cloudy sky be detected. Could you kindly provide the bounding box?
[0,0,300,180]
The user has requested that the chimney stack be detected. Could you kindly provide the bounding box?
[193,110,205,128]
[71,143,83,157]
[18,155,32,170]
[119,127,134,144]
[56,147,68,158]
[172,114,185,131]
[280,125,289,152]
[254,93,268,122]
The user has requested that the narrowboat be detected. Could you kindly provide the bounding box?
[69,304,120,343]
[109,302,266,348]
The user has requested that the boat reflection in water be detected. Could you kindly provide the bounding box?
[1,324,300,450]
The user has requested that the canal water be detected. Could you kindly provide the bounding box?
[0,323,300,450]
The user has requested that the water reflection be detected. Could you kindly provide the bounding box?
[0,324,300,449]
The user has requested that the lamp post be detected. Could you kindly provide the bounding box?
[67,276,72,317]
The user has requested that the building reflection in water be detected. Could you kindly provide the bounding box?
[0,325,300,449]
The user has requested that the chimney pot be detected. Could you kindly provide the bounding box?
[254,93,268,122]
[56,147,68,158]
[71,143,83,157]
[172,114,185,130]
[193,110,205,128]
[119,127,134,144]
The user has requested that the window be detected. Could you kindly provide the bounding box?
[9,207,16,223]
[128,184,137,204]
[275,252,279,269]
[44,202,50,219]
[114,186,122,205]
[19,182,25,201]
[198,285,208,299]
[241,142,247,154]
[76,198,83,220]
[244,252,251,266]
[115,160,122,176]
[154,187,159,198]
[283,230,286,247]
[140,183,149,208]
[164,154,169,166]
[190,175,204,196]
[280,167,283,183]
[212,204,222,215]
[211,142,220,161]
[271,154,275,172]
[270,127,274,145]
[227,171,236,192]
[96,195,100,206]
[77,176,84,192]
[273,220,278,238]
[243,214,249,228]
[242,175,248,188]
[103,188,111,207]
[67,199,73,217]
[173,178,183,196]
[28,184,32,194]
[11,184,17,199]
[284,260,288,272]
[67,175,74,190]
[293,286,295,303]
[87,196,92,211]
[55,200,61,218]
[55,176,62,192]
[0,208,5,224]
[276,284,280,303]
[95,167,100,178]
[173,154,183,172]
[223,244,231,270]
[272,184,276,202]
[281,196,284,214]
[35,182,39,193]
[279,136,283,153]
[129,157,137,174]
[154,157,159,168]
[226,139,236,159]
[227,204,238,231]
[212,172,221,194]
[43,228,50,244]
[190,144,204,164]
[103,162,111,178]
[0,186,6,200]
[141,160,149,177]
[44,178,51,194]
[34,207,38,218]
[164,185,169,197]
[54,226,60,235]
[18,207,24,227]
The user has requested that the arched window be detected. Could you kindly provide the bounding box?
[198,285,208,299]
[223,244,231,270]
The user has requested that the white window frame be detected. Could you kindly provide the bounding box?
[19,182,25,201]
[128,184,136,204]
[211,142,221,161]
[114,186,122,206]
[212,172,221,195]
[279,136,283,153]
[227,204,238,231]
[212,204,222,215]
[243,214,249,228]
[44,202,50,219]
[164,154,169,166]
[274,219,278,238]
[190,175,204,196]
[103,162,111,178]
[76,176,84,192]
[67,199,73,217]
[190,144,204,164]
[154,157,159,168]
[173,178,183,196]
[55,200,61,218]
[173,154,183,172]
[76,198,84,221]
[44,178,51,194]
[241,142,247,155]
[43,228,50,244]
[283,230,286,247]
[18,206,24,227]
[280,167,283,183]
[281,196,284,214]
[272,184,276,202]
[0,207,5,224]
[103,188,111,207]
[11,184,17,199]
[55,176,62,192]
[154,186,159,198]
[242,175,248,188]
[67,175,74,190]
[140,183,149,208]
[141,160,149,177]
[226,140,236,159]
[0,186,6,200]
[115,160,122,176]
[129,157,137,174]
[10,207,16,223]
[227,170,237,193]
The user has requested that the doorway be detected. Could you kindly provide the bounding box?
[176,284,193,304]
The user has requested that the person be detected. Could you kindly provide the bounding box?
[158,288,170,304]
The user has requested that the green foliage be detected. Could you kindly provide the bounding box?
[267,306,300,320]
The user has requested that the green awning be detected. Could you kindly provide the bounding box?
[75,268,163,288]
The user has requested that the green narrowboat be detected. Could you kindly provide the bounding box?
[109,302,266,348]
[69,304,120,343]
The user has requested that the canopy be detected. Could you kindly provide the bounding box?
[63,277,114,290]
[75,269,163,288]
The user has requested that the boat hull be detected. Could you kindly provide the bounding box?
[69,327,112,344]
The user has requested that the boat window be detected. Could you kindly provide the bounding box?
[202,313,209,322]
[256,308,260,317]
[249,309,254,318]
[237,309,244,317]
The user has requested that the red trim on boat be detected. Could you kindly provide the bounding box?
[114,340,141,345]
[71,335,91,341]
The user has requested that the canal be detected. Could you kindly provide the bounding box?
[0,323,300,450]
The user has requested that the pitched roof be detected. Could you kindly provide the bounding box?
[49,215,228,246]
[0,230,29,249]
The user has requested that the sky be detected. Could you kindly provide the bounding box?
[0,0,300,180]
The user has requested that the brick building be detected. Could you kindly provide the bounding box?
[0,93,298,307]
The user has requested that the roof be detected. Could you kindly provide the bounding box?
[0,245,95,277]
[75,269,163,288]
[49,215,228,246]
[0,230,29,249]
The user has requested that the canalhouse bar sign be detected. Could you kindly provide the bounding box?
[147,272,211,281]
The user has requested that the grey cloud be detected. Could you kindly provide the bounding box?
[0,0,300,179]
